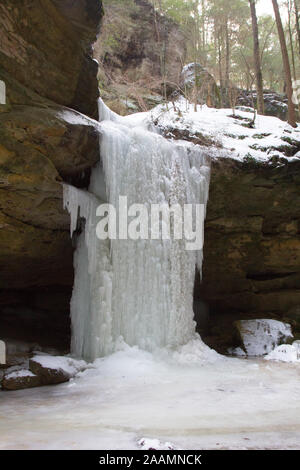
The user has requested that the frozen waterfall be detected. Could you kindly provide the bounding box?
[64,100,211,361]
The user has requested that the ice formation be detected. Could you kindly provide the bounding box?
[64,99,211,361]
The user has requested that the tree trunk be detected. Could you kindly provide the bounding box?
[294,0,300,55]
[288,0,297,81]
[201,0,206,64]
[217,27,224,107]
[272,0,297,127]
[193,0,200,111]
[225,19,230,90]
[249,0,265,115]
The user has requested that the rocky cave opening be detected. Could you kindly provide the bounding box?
[0,287,72,366]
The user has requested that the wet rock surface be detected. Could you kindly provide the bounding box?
[0,0,103,336]
[197,157,300,332]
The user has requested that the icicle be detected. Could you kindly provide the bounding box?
[64,99,211,361]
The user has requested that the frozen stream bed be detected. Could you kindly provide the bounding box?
[1,341,300,450]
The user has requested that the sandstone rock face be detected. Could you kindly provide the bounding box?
[0,0,102,117]
[94,0,186,113]
[197,158,300,326]
[0,106,100,289]
[0,0,103,343]
[0,0,299,352]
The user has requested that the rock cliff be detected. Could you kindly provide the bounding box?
[0,1,299,353]
[196,157,300,350]
[0,0,103,348]
[94,0,186,114]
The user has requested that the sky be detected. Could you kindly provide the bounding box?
[256,0,287,19]
[257,0,274,17]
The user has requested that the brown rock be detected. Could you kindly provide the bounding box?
[94,0,186,112]
[2,370,41,391]
[197,157,300,324]
[0,0,103,118]
[29,358,71,385]
[0,1,103,309]
[29,355,85,385]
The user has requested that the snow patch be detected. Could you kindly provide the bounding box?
[30,355,87,376]
[5,369,35,379]
[148,98,300,163]
[138,438,180,450]
[265,342,300,363]
[227,347,246,357]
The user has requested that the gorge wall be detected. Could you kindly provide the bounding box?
[93,0,186,114]
[0,0,299,353]
[197,157,300,351]
[0,0,103,350]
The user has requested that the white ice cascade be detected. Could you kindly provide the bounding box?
[64,100,211,361]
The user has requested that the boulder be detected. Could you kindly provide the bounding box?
[237,91,288,121]
[234,319,293,356]
[181,63,220,108]
[29,355,86,385]
[2,369,41,391]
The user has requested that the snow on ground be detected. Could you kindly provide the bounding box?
[265,342,300,363]
[144,99,300,163]
[138,438,180,450]
[1,340,300,450]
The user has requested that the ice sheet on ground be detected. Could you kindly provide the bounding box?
[1,342,300,450]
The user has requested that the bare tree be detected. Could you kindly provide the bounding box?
[294,0,300,55]
[272,0,297,127]
[286,0,297,81]
[249,0,265,114]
